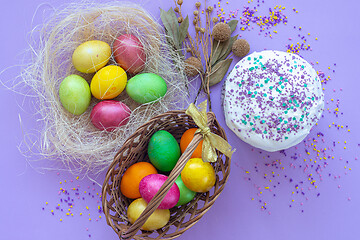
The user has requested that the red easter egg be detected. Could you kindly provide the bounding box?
[113,34,146,75]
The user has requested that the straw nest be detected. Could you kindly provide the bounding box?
[20,1,191,175]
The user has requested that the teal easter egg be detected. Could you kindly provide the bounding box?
[175,175,196,206]
[59,74,91,115]
[148,130,180,172]
[126,73,167,104]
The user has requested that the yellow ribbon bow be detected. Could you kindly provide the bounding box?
[185,100,234,162]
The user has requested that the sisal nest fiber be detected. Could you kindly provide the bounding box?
[102,110,231,239]
[20,1,190,175]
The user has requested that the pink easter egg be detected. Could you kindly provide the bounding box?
[139,174,180,209]
[90,100,131,131]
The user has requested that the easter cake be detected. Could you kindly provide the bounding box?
[222,50,324,152]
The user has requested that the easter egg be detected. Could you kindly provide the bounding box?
[72,40,111,73]
[181,158,216,193]
[175,175,196,206]
[180,128,203,158]
[59,74,91,115]
[148,130,180,172]
[120,162,158,199]
[113,34,146,75]
[126,73,167,104]
[139,174,180,209]
[127,198,170,231]
[90,100,131,131]
[90,65,127,99]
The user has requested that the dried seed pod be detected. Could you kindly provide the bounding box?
[184,57,203,77]
[186,48,192,52]
[207,6,214,12]
[195,2,201,8]
[178,17,183,23]
[212,22,231,42]
[195,26,201,32]
[193,10,199,16]
[174,7,179,13]
[232,39,250,58]
[212,17,219,23]
[177,0,183,5]
[200,28,205,33]
[193,19,198,25]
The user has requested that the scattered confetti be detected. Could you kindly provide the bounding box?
[41,173,103,237]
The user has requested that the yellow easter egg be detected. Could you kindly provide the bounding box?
[127,198,170,231]
[72,40,111,73]
[90,65,127,99]
[181,158,216,193]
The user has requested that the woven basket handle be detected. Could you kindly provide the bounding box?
[121,113,215,239]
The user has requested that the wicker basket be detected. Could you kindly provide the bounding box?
[102,110,231,239]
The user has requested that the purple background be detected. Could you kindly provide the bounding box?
[1,0,359,239]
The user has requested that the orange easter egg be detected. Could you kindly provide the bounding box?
[120,162,158,199]
[180,128,203,158]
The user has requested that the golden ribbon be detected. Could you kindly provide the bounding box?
[185,101,234,162]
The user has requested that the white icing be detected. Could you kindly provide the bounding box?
[223,50,324,152]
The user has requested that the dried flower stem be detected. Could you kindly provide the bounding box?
[170,0,237,111]
[201,0,212,110]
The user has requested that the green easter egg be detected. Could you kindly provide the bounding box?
[59,74,91,115]
[148,130,180,172]
[175,175,196,206]
[126,73,167,104]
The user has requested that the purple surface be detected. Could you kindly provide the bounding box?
[1,0,359,239]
